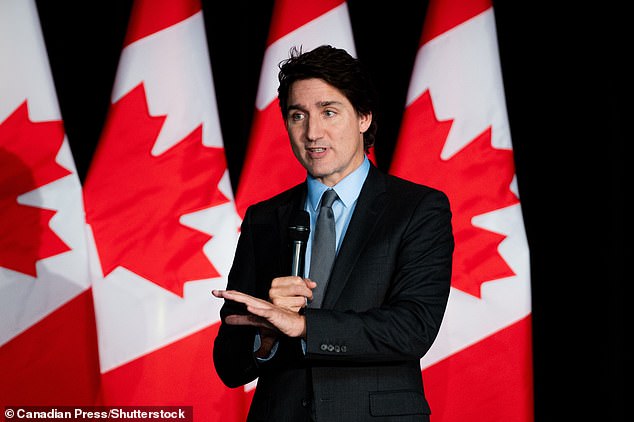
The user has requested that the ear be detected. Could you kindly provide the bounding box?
[359,112,372,133]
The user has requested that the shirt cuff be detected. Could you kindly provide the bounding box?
[253,330,279,361]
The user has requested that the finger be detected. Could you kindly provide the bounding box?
[224,314,257,325]
[220,289,265,305]
[271,276,303,287]
[270,280,313,297]
[303,279,316,301]
[269,293,308,311]
[303,278,317,288]
[216,291,275,315]
[225,314,276,331]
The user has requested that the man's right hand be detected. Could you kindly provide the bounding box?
[268,276,316,312]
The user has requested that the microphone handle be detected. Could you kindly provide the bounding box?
[290,240,304,277]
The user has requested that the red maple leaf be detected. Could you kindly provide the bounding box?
[83,84,230,297]
[391,91,518,298]
[0,101,72,276]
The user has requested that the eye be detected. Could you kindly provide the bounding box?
[324,109,336,118]
[290,111,305,122]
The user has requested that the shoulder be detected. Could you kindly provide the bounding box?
[243,182,306,220]
[369,166,450,207]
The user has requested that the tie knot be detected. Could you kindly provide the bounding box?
[320,189,338,209]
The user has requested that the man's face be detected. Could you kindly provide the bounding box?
[285,78,371,187]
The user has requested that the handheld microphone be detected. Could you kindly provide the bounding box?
[288,210,310,277]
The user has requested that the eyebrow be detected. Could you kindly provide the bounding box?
[287,100,344,111]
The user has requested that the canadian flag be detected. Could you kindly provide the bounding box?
[82,0,243,419]
[234,0,358,218]
[389,0,533,420]
[0,0,99,406]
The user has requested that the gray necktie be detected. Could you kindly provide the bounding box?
[309,189,338,308]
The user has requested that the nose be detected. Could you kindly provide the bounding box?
[305,114,324,142]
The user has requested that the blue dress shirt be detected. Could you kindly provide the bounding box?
[304,156,371,277]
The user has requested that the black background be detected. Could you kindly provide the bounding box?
[34,1,625,420]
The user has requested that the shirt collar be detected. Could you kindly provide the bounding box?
[306,156,370,211]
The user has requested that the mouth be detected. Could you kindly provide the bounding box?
[307,147,327,153]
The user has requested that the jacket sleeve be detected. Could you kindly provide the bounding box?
[212,208,261,388]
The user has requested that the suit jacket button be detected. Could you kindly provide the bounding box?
[334,345,340,352]
[301,398,310,408]
[341,346,347,352]
[327,345,334,352]
[320,344,328,351]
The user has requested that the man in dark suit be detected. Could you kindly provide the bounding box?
[212,45,454,421]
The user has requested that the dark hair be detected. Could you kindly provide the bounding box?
[277,45,378,152]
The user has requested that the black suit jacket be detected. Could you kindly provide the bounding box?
[214,164,454,421]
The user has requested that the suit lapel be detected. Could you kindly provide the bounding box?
[322,166,388,308]
[276,183,307,226]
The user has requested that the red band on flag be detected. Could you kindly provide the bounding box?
[124,0,201,47]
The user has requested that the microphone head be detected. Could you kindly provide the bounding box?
[288,210,310,242]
